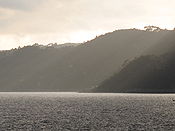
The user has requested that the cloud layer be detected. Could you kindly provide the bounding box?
[0,0,45,10]
[0,0,175,49]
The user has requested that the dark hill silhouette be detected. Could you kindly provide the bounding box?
[93,52,175,93]
[0,28,175,92]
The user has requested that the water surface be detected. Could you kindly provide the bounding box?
[0,93,175,130]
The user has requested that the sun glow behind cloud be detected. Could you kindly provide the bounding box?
[0,30,108,50]
[0,0,175,50]
[69,30,107,43]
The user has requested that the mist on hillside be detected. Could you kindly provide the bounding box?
[0,26,175,92]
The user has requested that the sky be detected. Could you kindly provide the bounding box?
[0,0,175,50]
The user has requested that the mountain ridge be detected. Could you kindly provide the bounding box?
[0,28,175,92]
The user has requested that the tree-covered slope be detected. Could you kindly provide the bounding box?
[0,28,174,91]
[93,52,175,93]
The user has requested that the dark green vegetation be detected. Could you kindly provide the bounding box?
[93,28,175,93]
[93,54,175,93]
[0,27,175,92]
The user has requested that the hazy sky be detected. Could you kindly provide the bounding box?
[0,0,175,50]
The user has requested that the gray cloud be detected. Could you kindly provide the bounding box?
[1,0,175,34]
[0,0,45,11]
[0,0,175,49]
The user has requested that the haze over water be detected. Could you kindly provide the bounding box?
[0,93,175,130]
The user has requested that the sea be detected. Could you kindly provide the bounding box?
[0,92,175,130]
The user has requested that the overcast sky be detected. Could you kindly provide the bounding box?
[0,0,175,50]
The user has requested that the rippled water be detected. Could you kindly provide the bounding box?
[0,93,175,130]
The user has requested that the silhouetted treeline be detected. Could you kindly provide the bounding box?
[0,28,175,92]
[93,52,175,93]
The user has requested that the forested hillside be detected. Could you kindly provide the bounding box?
[0,28,174,91]
[93,52,175,93]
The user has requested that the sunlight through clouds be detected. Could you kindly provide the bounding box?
[0,0,174,49]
